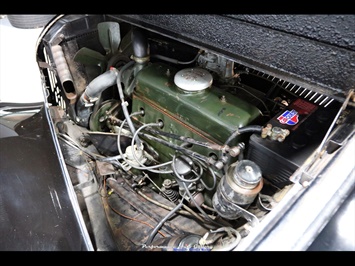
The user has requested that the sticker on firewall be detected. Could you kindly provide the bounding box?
[277,109,299,125]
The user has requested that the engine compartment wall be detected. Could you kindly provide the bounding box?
[226,15,355,51]
[111,14,355,103]
[35,14,355,251]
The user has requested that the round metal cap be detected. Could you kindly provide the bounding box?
[174,68,213,92]
[233,160,262,189]
[174,155,193,176]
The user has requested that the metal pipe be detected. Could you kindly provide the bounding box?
[51,45,77,104]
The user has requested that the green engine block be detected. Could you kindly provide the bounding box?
[131,63,261,162]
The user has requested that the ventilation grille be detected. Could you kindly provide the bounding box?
[247,67,335,107]
[43,46,66,110]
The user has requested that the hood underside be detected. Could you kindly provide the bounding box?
[109,14,355,104]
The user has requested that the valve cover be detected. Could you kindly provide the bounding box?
[131,63,261,160]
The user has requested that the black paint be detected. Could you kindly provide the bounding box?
[0,104,92,251]
[113,14,355,103]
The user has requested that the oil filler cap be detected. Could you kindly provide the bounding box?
[174,68,213,92]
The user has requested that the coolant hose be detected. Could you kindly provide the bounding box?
[84,68,119,100]
[76,68,119,127]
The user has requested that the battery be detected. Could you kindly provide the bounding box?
[247,98,339,188]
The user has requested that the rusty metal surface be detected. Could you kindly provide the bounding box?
[103,177,209,251]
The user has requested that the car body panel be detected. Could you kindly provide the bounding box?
[0,102,93,251]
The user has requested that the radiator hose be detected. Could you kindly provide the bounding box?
[76,67,119,127]
[76,28,149,128]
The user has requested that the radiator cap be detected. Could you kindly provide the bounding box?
[174,68,213,92]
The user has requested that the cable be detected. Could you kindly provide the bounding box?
[202,165,218,191]
[138,132,212,163]
[172,151,217,191]
[128,121,173,173]
[221,84,270,116]
[117,118,173,173]
[100,111,142,163]
[108,200,167,238]
[137,190,210,224]
[140,173,218,227]
[172,154,204,183]
[182,182,224,228]
[151,49,203,65]
[210,227,242,251]
[258,196,272,212]
[130,122,160,164]
[115,60,142,147]
[143,127,228,152]
[57,133,104,160]
[145,192,187,245]
[224,125,263,146]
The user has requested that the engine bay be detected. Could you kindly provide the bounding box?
[38,15,352,251]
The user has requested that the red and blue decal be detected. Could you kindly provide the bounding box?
[277,109,299,125]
